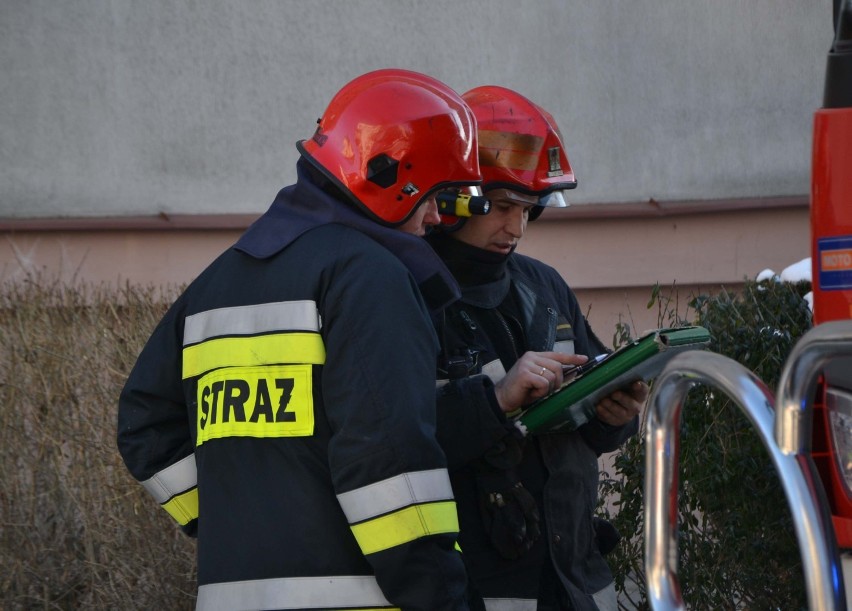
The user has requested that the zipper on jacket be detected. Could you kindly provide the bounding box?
[494,309,521,362]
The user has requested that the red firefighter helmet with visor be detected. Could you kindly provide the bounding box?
[461,85,576,221]
[297,69,482,226]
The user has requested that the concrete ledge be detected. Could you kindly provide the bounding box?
[539,195,807,220]
[0,213,261,232]
[0,195,808,231]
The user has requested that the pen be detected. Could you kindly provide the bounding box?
[561,353,608,377]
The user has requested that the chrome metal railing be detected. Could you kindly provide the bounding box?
[644,333,848,610]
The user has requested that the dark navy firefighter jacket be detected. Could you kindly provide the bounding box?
[431,244,638,611]
[117,162,470,611]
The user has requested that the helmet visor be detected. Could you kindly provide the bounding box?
[538,190,570,209]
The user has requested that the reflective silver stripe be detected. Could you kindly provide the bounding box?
[592,581,618,611]
[435,378,449,388]
[553,339,575,355]
[196,575,394,610]
[481,358,507,383]
[337,469,454,524]
[141,454,196,504]
[483,598,537,611]
[184,300,320,346]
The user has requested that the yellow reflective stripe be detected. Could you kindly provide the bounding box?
[182,332,325,379]
[351,501,459,555]
[161,487,199,526]
[184,300,321,345]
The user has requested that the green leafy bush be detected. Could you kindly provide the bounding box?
[601,278,813,610]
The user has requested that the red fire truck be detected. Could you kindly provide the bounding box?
[810,0,852,603]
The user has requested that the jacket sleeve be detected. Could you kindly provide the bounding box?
[544,263,640,455]
[319,238,469,611]
[578,416,639,455]
[435,375,515,470]
[117,296,199,536]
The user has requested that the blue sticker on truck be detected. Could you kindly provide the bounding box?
[818,236,852,290]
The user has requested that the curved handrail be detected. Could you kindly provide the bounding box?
[776,320,852,454]
[644,350,843,610]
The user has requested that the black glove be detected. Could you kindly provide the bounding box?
[475,436,540,560]
[593,516,622,556]
[480,479,541,560]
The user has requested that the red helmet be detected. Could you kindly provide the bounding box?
[462,86,575,220]
[297,69,482,226]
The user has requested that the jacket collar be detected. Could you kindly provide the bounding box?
[426,232,511,308]
[234,159,460,312]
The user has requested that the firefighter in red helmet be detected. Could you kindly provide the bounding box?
[118,69,483,611]
[430,86,647,610]
[298,70,481,227]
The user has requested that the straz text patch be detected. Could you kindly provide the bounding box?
[196,364,314,445]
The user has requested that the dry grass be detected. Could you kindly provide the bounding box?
[0,276,196,610]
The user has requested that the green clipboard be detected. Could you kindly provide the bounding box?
[514,326,712,434]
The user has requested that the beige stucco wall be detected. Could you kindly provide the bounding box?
[520,201,811,338]
[0,199,810,343]
[1,1,831,220]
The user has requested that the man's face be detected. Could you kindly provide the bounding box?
[398,196,442,236]
[451,189,538,254]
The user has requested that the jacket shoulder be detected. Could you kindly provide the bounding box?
[508,252,570,292]
[295,224,411,270]
[230,223,412,278]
